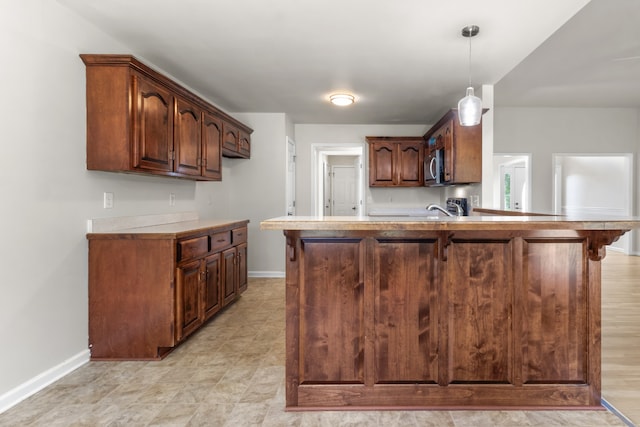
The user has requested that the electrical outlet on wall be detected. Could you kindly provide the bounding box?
[169,193,176,206]
[470,195,480,207]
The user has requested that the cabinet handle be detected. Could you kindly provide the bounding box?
[429,157,436,179]
[216,238,226,243]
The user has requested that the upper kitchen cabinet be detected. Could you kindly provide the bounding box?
[423,109,482,186]
[81,54,252,181]
[202,112,223,180]
[222,122,251,159]
[367,137,424,187]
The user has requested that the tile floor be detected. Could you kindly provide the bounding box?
[0,278,629,426]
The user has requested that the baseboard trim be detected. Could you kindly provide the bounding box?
[0,349,90,414]
[249,271,285,278]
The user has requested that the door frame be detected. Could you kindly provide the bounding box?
[552,152,634,254]
[286,136,296,215]
[311,143,364,216]
[493,153,531,212]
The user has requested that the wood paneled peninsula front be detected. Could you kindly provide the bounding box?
[260,214,640,410]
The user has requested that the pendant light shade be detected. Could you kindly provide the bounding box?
[458,87,482,126]
[458,25,482,126]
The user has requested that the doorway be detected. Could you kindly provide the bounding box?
[329,163,358,216]
[286,137,296,216]
[493,154,531,212]
[553,153,633,253]
[312,144,364,216]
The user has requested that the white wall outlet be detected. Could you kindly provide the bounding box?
[169,193,176,206]
[470,195,480,207]
[103,192,114,209]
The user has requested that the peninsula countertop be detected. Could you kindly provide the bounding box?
[260,214,640,232]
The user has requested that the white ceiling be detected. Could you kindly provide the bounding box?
[59,0,640,125]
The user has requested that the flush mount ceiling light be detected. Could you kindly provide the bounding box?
[329,93,355,106]
[458,25,482,126]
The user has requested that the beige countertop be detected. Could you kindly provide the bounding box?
[87,218,249,239]
[260,214,640,231]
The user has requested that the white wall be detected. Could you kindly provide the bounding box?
[198,113,288,276]
[0,0,171,404]
[494,107,640,252]
[294,124,444,215]
[0,0,289,409]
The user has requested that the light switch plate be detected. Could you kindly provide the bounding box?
[103,192,114,209]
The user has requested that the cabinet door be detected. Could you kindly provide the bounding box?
[176,259,203,341]
[174,97,202,177]
[369,142,396,186]
[447,239,512,383]
[238,130,251,158]
[237,242,248,294]
[203,253,222,320]
[298,238,365,383]
[442,121,454,182]
[397,142,423,185]
[373,239,439,383]
[222,247,237,306]
[132,74,174,172]
[202,112,222,180]
[222,122,239,153]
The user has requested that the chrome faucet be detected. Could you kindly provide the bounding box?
[426,204,453,217]
[449,202,464,216]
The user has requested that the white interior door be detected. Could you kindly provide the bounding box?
[500,164,526,211]
[331,165,357,216]
[324,161,331,215]
[286,137,296,216]
[513,166,526,211]
[493,154,531,212]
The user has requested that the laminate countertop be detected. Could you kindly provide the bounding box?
[87,218,249,239]
[260,214,640,232]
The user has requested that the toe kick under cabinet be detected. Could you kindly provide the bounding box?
[87,219,249,360]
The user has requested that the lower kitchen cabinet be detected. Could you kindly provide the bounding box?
[87,219,249,360]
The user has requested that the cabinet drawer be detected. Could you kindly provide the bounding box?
[232,227,248,244]
[211,231,232,251]
[178,235,208,262]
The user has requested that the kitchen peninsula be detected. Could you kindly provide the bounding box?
[260,214,639,410]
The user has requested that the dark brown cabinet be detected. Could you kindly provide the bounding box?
[174,96,203,177]
[202,112,223,180]
[176,259,203,340]
[88,220,249,360]
[423,109,482,186]
[132,73,174,173]
[203,253,223,320]
[366,137,424,187]
[222,122,251,159]
[282,226,609,409]
[81,54,252,181]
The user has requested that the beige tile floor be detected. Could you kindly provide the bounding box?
[0,276,630,427]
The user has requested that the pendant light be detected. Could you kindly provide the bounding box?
[458,25,482,126]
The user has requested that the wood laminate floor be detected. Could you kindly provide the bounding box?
[0,251,637,426]
[602,251,640,426]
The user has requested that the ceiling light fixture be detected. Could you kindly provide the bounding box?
[458,25,482,126]
[330,93,355,106]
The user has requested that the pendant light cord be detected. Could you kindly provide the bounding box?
[467,28,472,87]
